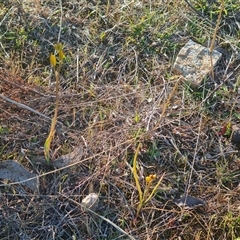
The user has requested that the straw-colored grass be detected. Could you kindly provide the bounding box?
[0,0,240,239]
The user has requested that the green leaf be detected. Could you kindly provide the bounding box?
[44,135,52,164]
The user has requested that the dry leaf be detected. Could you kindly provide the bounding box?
[51,146,83,169]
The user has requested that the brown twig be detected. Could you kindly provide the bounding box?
[209,1,224,78]
[0,93,52,121]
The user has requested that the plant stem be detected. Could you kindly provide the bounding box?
[133,143,143,214]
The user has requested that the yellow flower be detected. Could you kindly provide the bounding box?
[145,174,156,184]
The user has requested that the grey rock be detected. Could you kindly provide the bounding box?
[175,195,206,209]
[231,129,240,144]
[173,39,222,89]
[0,160,38,191]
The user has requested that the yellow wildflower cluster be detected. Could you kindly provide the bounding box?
[145,174,157,184]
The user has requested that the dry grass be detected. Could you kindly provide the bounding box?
[0,0,240,239]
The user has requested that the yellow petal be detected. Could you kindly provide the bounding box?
[50,53,56,67]
[58,50,65,61]
[145,176,151,183]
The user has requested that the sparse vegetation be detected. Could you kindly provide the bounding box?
[0,0,240,239]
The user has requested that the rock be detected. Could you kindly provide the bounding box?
[81,193,99,212]
[231,129,240,144]
[173,39,222,89]
[0,160,39,191]
[175,195,206,209]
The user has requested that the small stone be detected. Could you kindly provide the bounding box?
[231,129,240,144]
[81,193,99,212]
[173,39,222,89]
[175,195,205,209]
